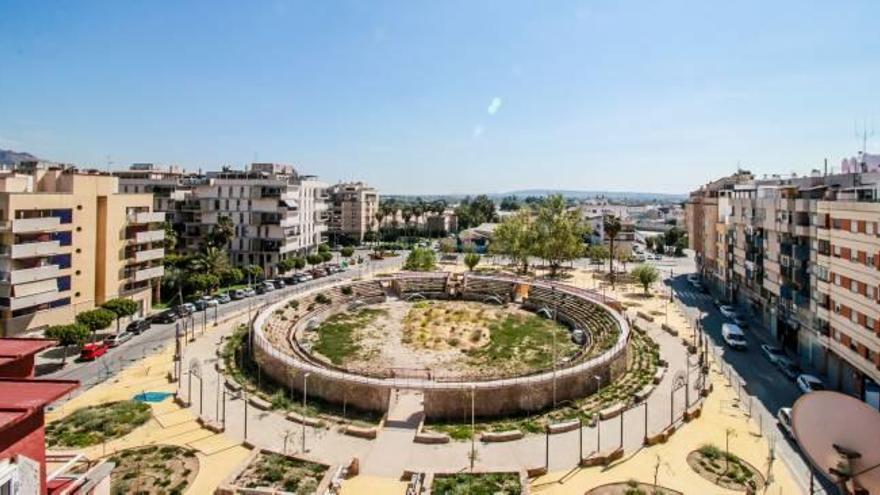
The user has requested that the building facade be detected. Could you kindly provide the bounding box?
[0,163,164,337]
[687,169,880,407]
[117,163,329,278]
[327,182,378,244]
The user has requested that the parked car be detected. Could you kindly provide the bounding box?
[294,273,313,283]
[775,357,800,380]
[760,344,786,365]
[732,314,750,328]
[796,374,825,394]
[255,285,266,295]
[721,323,747,350]
[273,279,286,289]
[687,274,700,286]
[151,310,180,324]
[80,342,109,360]
[231,289,246,300]
[777,407,794,437]
[177,303,195,316]
[261,281,276,292]
[309,269,326,279]
[104,331,133,348]
[216,293,231,304]
[243,288,257,297]
[193,299,208,311]
[282,276,297,285]
[126,318,150,334]
[719,305,738,319]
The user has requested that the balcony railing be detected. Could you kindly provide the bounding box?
[127,211,166,224]
[132,230,165,244]
[0,264,60,285]
[133,265,164,282]
[133,248,164,263]
[2,286,62,311]
[0,240,65,259]
[7,217,62,233]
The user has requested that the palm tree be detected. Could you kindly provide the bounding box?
[162,264,186,305]
[191,246,231,274]
[209,215,235,248]
[603,214,622,288]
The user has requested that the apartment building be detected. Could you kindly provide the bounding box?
[687,168,880,406]
[117,163,328,278]
[327,182,379,244]
[0,163,164,337]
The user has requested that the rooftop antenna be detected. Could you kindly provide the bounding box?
[855,120,875,167]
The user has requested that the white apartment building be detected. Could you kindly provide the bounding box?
[117,163,328,278]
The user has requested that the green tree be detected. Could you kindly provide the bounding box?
[45,323,90,364]
[587,245,610,269]
[208,215,235,248]
[163,221,178,251]
[320,251,333,263]
[244,264,263,282]
[190,246,231,274]
[318,243,331,253]
[603,215,622,287]
[101,298,139,334]
[340,246,355,258]
[464,252,481,271]
[161,264,186,305]
[404,247,437,271]
[293,257,307,270]
[439,238,457,254]
[187,272,220,294]
[306,253,323,266]
[219,267,243,287]
[533,195,588,277]
[277,259,295,274]
[75,308,116,336]
[490,210,536,274]
[499,195,521,211]
[631,264,660,295]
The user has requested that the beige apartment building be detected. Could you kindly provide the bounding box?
[687,168,880,406]
[0,163,164,337]
[327,182,379,244]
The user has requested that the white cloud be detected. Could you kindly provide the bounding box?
[487,97,502,115]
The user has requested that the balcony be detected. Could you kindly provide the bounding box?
[133,265,164,282]
[133,248,164,263]
[132,230,165,244]
[0,264,60,285]
[1,240,65,259]
[10,216,62,233]
[128,211,166,224]
[2,286,62,311]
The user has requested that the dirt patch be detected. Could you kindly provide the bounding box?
[687,447,765,492]
[233,452,326,494]
[107,444,198,495]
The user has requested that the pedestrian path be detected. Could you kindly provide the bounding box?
[361,389,424,476]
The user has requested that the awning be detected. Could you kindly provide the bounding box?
[282,199,298,208]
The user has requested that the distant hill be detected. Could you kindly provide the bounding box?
[0,149,39,165]
[385,189,687,203]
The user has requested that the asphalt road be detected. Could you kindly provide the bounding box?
[43,254,404,403]
[668,257,833,494]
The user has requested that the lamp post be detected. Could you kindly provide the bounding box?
[242,390,249,441]
[470,384,476,471]
[594,375,602,452]
[302,372,310,453]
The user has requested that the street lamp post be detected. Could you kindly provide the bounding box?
[302,372,310,453]
[594,375,602,452]
[643,401,649,444]
[470,385,476,471]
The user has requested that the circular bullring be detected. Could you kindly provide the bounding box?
[253,273,631,419]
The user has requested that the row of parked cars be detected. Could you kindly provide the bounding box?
[688,272,827,442]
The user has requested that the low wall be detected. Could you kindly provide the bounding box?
[422,346,627,419]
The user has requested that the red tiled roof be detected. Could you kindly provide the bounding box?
[0,408,30,433]
[0,378,78,410]
[0,338,57,358]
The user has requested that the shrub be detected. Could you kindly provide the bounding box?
[699,443,723,460]
[341,286,353,296]
[315,294,331,305]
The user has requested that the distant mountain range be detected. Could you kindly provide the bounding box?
[0,149,39,165]
[385,189,687,203]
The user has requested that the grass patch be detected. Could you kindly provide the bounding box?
[312,308,386,365]
[234,452,326,494]
[468,314,577,370]
[108,445,198,495]
[432,473,521,494]
[46,400,152,448]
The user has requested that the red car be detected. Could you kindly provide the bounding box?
[80,342,109,361]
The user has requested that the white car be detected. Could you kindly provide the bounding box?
[777,407,794,437]
[719,305,738,319]
[722,323,747,350]
[796,374,825,394]
[760,344,786,365]
[104,331,133,348]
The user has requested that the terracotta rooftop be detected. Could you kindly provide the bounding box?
[0,378,78,410]
[0,338,57,358]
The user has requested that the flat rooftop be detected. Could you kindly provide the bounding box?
[0,338,56,358]
[0,378,78,410]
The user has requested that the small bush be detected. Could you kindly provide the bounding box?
[341,286,353,296]
[315,294,331,305]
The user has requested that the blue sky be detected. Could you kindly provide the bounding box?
[1,1,879,194]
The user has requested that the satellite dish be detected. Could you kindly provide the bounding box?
[791,391,880,493]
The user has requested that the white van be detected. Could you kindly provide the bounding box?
[722,323,747,350]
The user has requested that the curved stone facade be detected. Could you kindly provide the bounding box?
[252,274,631,419]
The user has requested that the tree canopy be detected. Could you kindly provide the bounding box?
[533,195,589,276]
[404,247,437,271]
[75,308,116,332]
[631,264,660,295]
[454,195,497,230]
[464,252,481,271]
[490,210,536,273]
